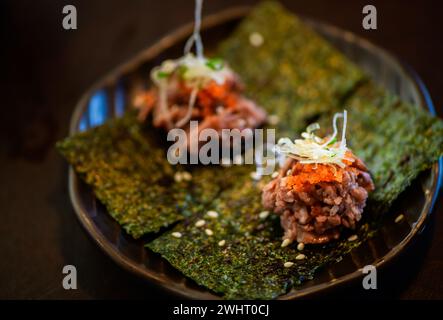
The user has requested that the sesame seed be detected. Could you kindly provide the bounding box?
[259,211,269,220]
[268,114,280,125]
[249,32,264,47]
[173,172,182,183]
[181,171,192,181]
[174,171,192,182]
[171,232,182,238]
[286,169,292,176]
[195,219,206,227]
[250,171,261,181]
[395,214,404,223]
[218,240,226,247]
[284,261,294,268]
[205,229,213,236]
[271,171,279,178]
[206,210,219,218]
[281,238,292,247]
[348,235,358,242]
[295,254,306,260]
[297,242,305,251]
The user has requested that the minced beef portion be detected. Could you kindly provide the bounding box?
[134,71,267,147]
[262,154,374,244]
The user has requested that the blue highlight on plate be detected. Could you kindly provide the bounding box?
[79,84,126,131]
[78,114,88,132]
[88,89,108,127]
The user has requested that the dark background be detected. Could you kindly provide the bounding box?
[1,0,442,299]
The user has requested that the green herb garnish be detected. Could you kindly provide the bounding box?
[327,137,337,145]
[205,57,224,71]
[156,71,170,79]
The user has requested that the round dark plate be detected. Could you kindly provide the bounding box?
[68,7,442,299]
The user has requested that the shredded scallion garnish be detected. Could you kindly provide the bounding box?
[275,110,353,168]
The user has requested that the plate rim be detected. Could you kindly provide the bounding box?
[67,6,442,299]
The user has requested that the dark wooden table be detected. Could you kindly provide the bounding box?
[1,0,442,299]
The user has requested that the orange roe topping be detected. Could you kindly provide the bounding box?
[285,163,345,192]
[178,79,239,116]
[284,151,360,192]
[204,80,229,100]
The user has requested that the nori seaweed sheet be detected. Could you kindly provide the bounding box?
[57,112,254,237]
[216,1,366,136]
[58,1,443,299]
[57,113,182,238]
[148,172,374,299]
[147,1,443,299]
[339,83,443,210]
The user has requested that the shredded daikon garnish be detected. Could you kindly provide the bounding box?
[150,54,229,88]
[184,0,204,59]
[150,54,230,127]
[275,111,354,168]
[147,0,231,127]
